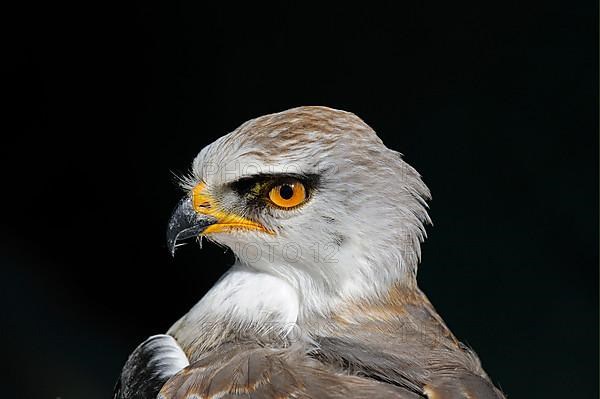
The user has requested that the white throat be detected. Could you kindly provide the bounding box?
[167,248,409,360]
[168,264,300,357]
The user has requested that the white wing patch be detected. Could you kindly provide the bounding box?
[115,334,190,399]
[143,334,190,378]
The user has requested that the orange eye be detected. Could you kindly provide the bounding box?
[268,182,306,209]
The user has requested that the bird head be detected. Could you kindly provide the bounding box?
[167,106,431,303]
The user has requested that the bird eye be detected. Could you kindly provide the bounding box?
[268,182,306,209]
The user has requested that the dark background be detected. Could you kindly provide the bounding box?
[4,2,598,398]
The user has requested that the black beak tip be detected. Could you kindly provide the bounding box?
[166,196,216,257]
[167,236,178,257]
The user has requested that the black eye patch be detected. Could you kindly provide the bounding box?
[229,173,320,200]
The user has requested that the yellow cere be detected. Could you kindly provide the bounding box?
[191,183,272,235]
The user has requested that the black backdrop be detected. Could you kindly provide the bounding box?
[4,2,598,398]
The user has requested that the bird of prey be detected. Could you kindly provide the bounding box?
[115,106,505,399]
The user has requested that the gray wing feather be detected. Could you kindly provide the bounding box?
[313,337,504,399]
[158,343,421,399]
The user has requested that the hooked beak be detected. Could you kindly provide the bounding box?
[167,183,271,256]
[166,196,216,256]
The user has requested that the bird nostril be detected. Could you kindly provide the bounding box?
[198,201,211,209]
